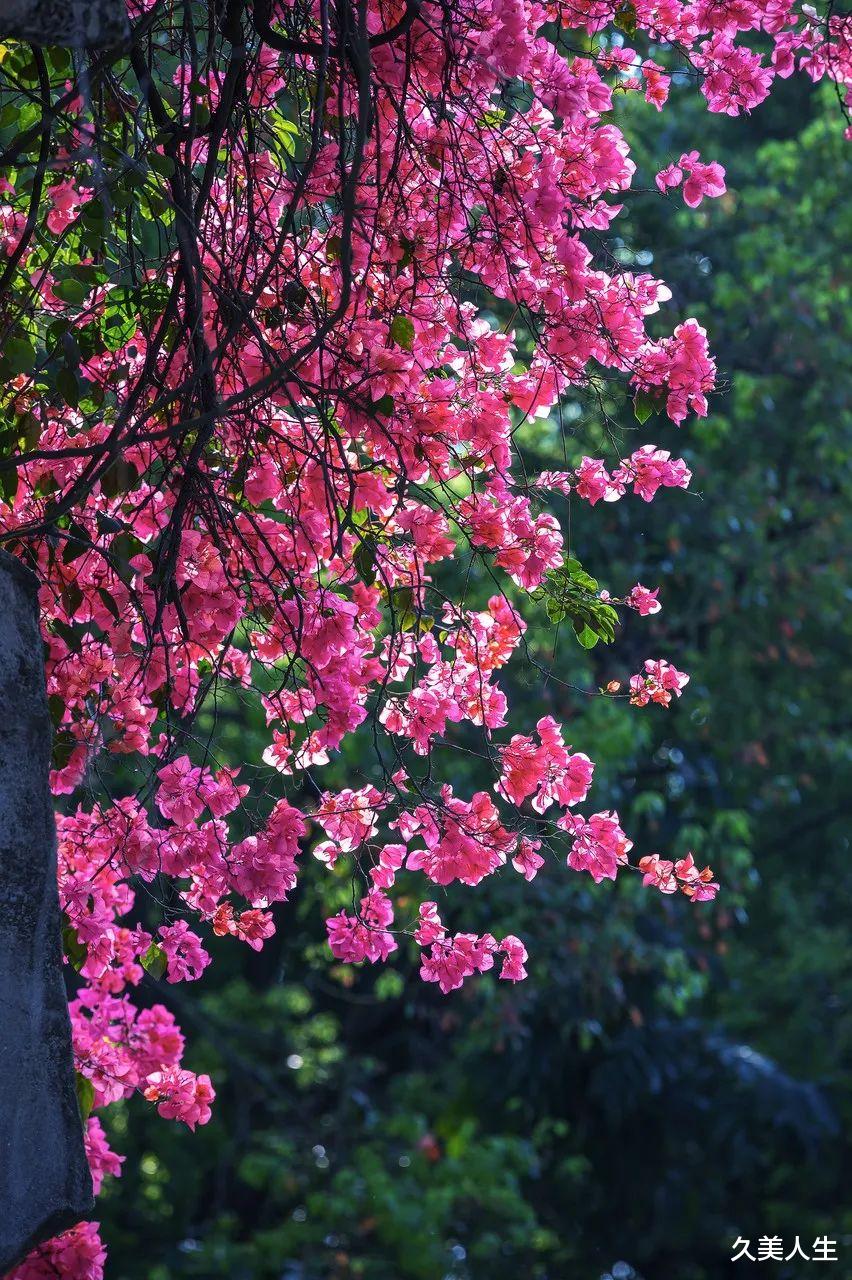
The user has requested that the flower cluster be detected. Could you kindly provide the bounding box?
[656,151,728,207]
[639,852,721,901]
[629,659,691,707]
[415,902,529,994]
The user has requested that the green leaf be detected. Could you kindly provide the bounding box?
[16,411,40,450]
[283,282,308,316]
[592,604,619,643]
[354,536,377,586]
[5,336,36,376]
[101,458,139,499]
[96,513,125,536]
[390,314,415,352]
[633,389,655,424]
[571,568,599,592]
[102,312,138,352]
[53,278,89,306]
[539,558,620,648]
[388,585,413,616]
[75,1072,95,1122]
[62,915,87,972]
[97,587,122,621]
[268,110,300,163]
[80,200,107,229]
[149,152,176,178]
[51,731,77,770]
[573,620,600,649]
[141,941,168,981]
[633,387,666,424]
[371,393,394,418]
[56,366,79,408]
[0,467,19,506]
[62,522,89,563]
[50,618,82,653]
[614,0,638,35]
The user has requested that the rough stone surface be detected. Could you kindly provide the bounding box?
[0,551,94,1274]
[0,0,129,48]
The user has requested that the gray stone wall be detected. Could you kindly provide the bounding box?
[0,0,129,48]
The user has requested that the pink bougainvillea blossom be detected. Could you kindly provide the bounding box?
[656,152,727,207]
[626,583,662,615]
[630,659,691,707]
[640,852,720,901]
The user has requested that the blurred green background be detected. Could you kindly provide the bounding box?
[91,78,852,1280]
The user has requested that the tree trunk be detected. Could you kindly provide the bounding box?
[0,551,93,1274]
[0,0,129,47]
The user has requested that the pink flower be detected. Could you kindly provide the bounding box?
[643,60,671,109]
[414,900,447,947]
[638,853,677,894]
[84,1116,124,1194]
[674,852,721,900]
[655,162,683,194]
[499,935,528,982]
[629,658,690,707]
[406,790,515,886]
[512,837,544,880]
[45,180,93,235]
[10,1221,106,1280]
[656,153,726,208]
[316,786,381,851]
[497,716,593,814]
[560,810,633,883]
[699,35,775,116]
[617,446,692,500]
[639,851,719,900]
[155,756,207,826]
[370,842,407,889]
[679,151,727,208]
[626,583,662,615]
[326,889,397,964]
[143,1067,215,1129]
[159,921,211,982]
[497,732,546,806]
[419,931,498,994]
[574,456,621,505]
[686,877,721,902]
